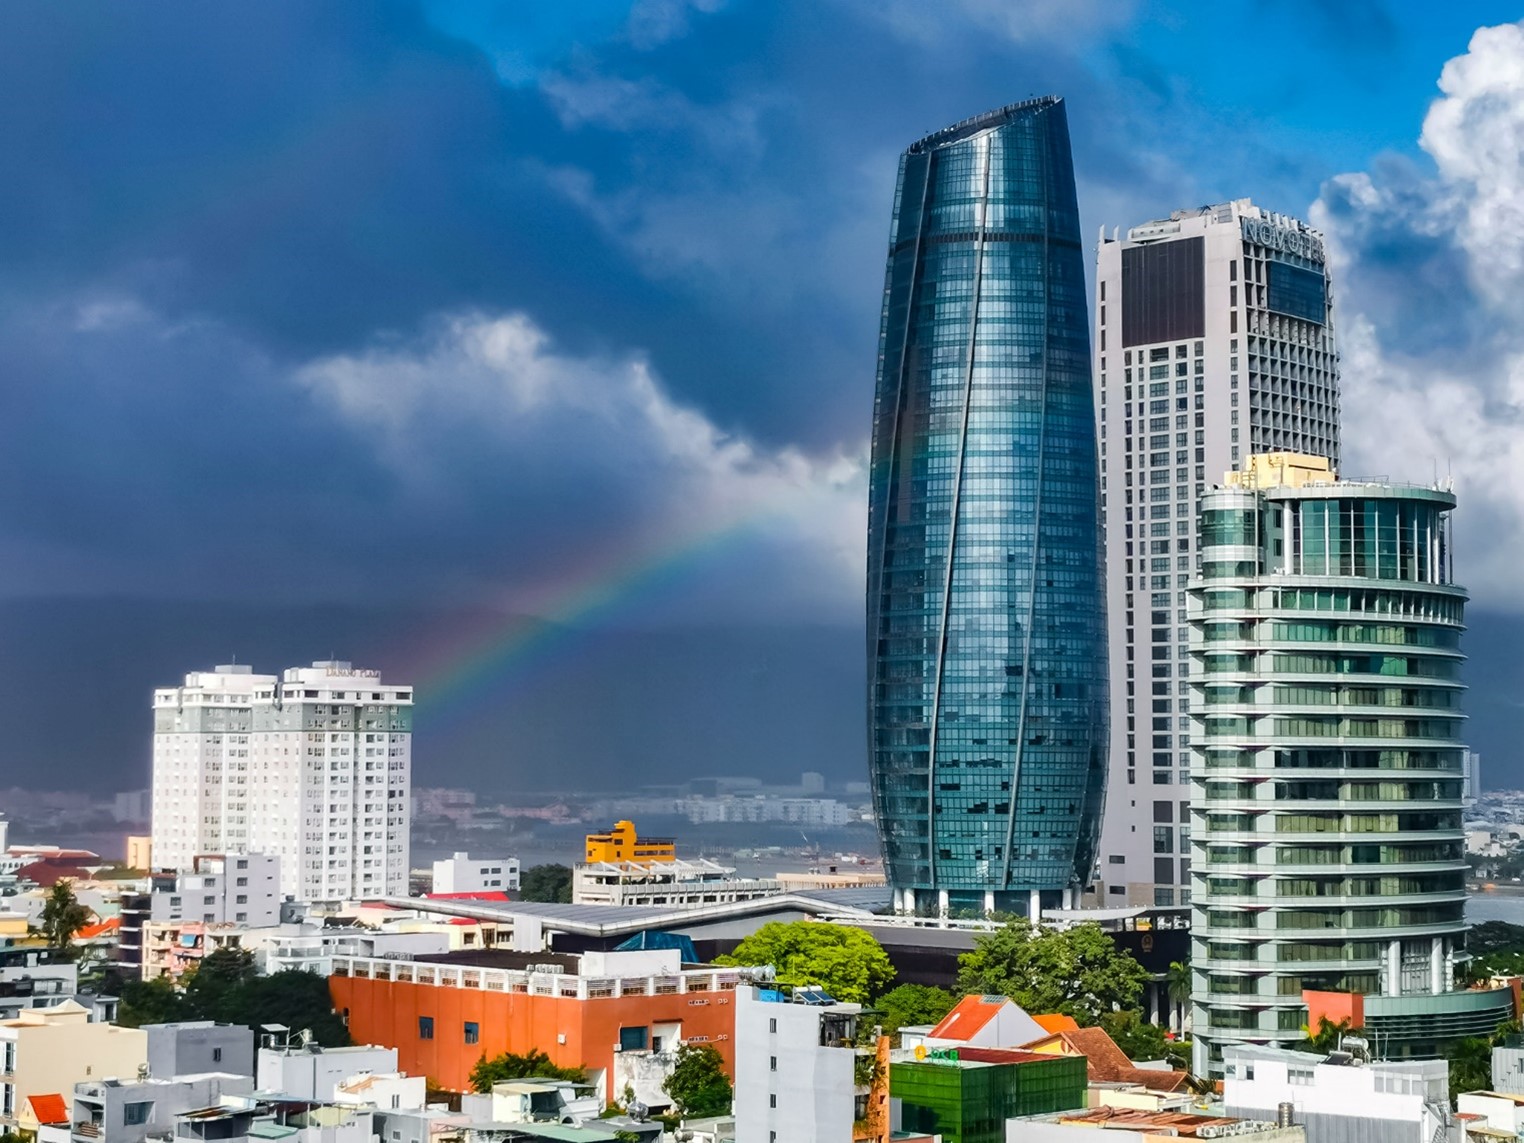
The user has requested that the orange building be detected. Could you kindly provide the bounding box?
[584,820,675,864]
[329,947,740,1095]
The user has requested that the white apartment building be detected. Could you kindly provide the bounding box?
[1094,200,1340,906]
[152,661,412,905]
[431,852,519,895]
[1222,1044,1452,1142]
[572,857,781,908]
[733,985,866,1143]
[149,854,281,927]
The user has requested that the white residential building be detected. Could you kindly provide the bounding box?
[152,661,412,905]
[149,854,281,927]
[733,985,865,1143]
[431,852,519,895]
[1094,199,1341,907]
[1222,1044,1452,1143]
[256,1043,398,1102]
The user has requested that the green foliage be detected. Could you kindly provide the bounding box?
[662,1043,732,1118]
[1166,960,1191,1005]
[956,920,1148,1024]
[1296,1016,1359,1053]
[1099,1010,1171,1062]
[38,880,91,952]
[715,921,895,1004]
[1446,1019,1521,1100]
[875,984,956,1040]
[468,1049,586,1093]
[117,974,189,1027]
[115,949,346,1045]
[1465,921,1524,979]
[518,864,573,903]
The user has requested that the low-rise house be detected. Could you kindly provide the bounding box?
[257,1043,399,1102]
[145,1021,254,1080]
[0,1000,148,1135]
[70,1071,253,1143]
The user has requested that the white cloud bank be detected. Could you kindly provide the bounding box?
[295,311,866,620]
[1314,20,1524,606]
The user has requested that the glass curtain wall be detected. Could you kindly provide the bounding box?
[866,97,1107,915]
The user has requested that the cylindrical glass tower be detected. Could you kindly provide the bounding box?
[1189,455,1510,1075]
[866,97,1107,917]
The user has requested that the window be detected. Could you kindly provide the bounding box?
[124,1102,154,1126]
[418,1016,434,1040]
[769,1018,777,1033]
[769,1094,777,1108]
[620,1026,649,1052]
[212,1048,222,1063]
[770,1056,778,1072]
[464,1022,479,1045]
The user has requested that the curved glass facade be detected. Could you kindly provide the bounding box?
[866,97,1107,916]
[1189,475,1478,1075]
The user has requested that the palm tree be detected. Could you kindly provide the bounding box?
[1166,960,1191,1034]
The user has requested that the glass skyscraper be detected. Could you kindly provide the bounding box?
[866,97,1107,917]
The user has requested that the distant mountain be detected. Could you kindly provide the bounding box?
[0,598,868,796]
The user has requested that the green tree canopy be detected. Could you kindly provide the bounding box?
[875,984,956,1039]
[518,865,573,903]
[662,1043,732,1118]
[115,949,346,1046]
[469,1049,586,1093]
[39,880,92,952]
[956,919,1148,1024]
[1097,1010,1187,1067]
[117,975,189,1028]
[715,921,895,1004]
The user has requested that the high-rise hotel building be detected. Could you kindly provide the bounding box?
[1094,200,1340,907]
[1188,454,1513,1075]
[867,97,1107,917]
[151,660,412,905]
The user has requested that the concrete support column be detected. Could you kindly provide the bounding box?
[1029,889,1042,921]
[1430,936,1444,994]
[937,888,949,918]
[1386,939,1402,996]
[900,887,915,916]
[982,890,995,916]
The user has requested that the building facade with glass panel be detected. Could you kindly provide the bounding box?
[1188,454,1511,1075]
[1093,200,1341,910]
[866,97,1107,917]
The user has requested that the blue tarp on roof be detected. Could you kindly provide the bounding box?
[615,930,698,963]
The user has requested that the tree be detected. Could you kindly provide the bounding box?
[235,971,350,1047]
[715,921,895,1003]
[956,920,1148,1024]
[662,1043,732,1118]
[38,880,91,952]
[875,984,956,1040]
[519,865,573,903]
[1297,1016,1358,1053]
[1447,1019,1520,1100]
[1099,1010,1171,1063]
[1166,961,1191,1007]
[116,975,188,1028]
[183,947,258,1022]
[469,1049,586,1093]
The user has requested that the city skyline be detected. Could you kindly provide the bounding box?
[2,7,1524,795]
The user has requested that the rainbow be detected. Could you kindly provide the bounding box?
[407,506,798,729]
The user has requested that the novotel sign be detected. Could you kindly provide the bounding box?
[1241,216,1324,264]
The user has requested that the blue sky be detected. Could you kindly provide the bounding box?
[4,1,1524,791]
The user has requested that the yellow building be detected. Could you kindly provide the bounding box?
[584,820,675,864]
[0,1001,148,1132]
[125,835,153,872]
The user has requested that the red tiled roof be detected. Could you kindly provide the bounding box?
[77,917,120,939]
[14,862,90,888]
[27,1094,69,1125]
[1022,1027,1190,1093]
[928,995,1010,1041]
